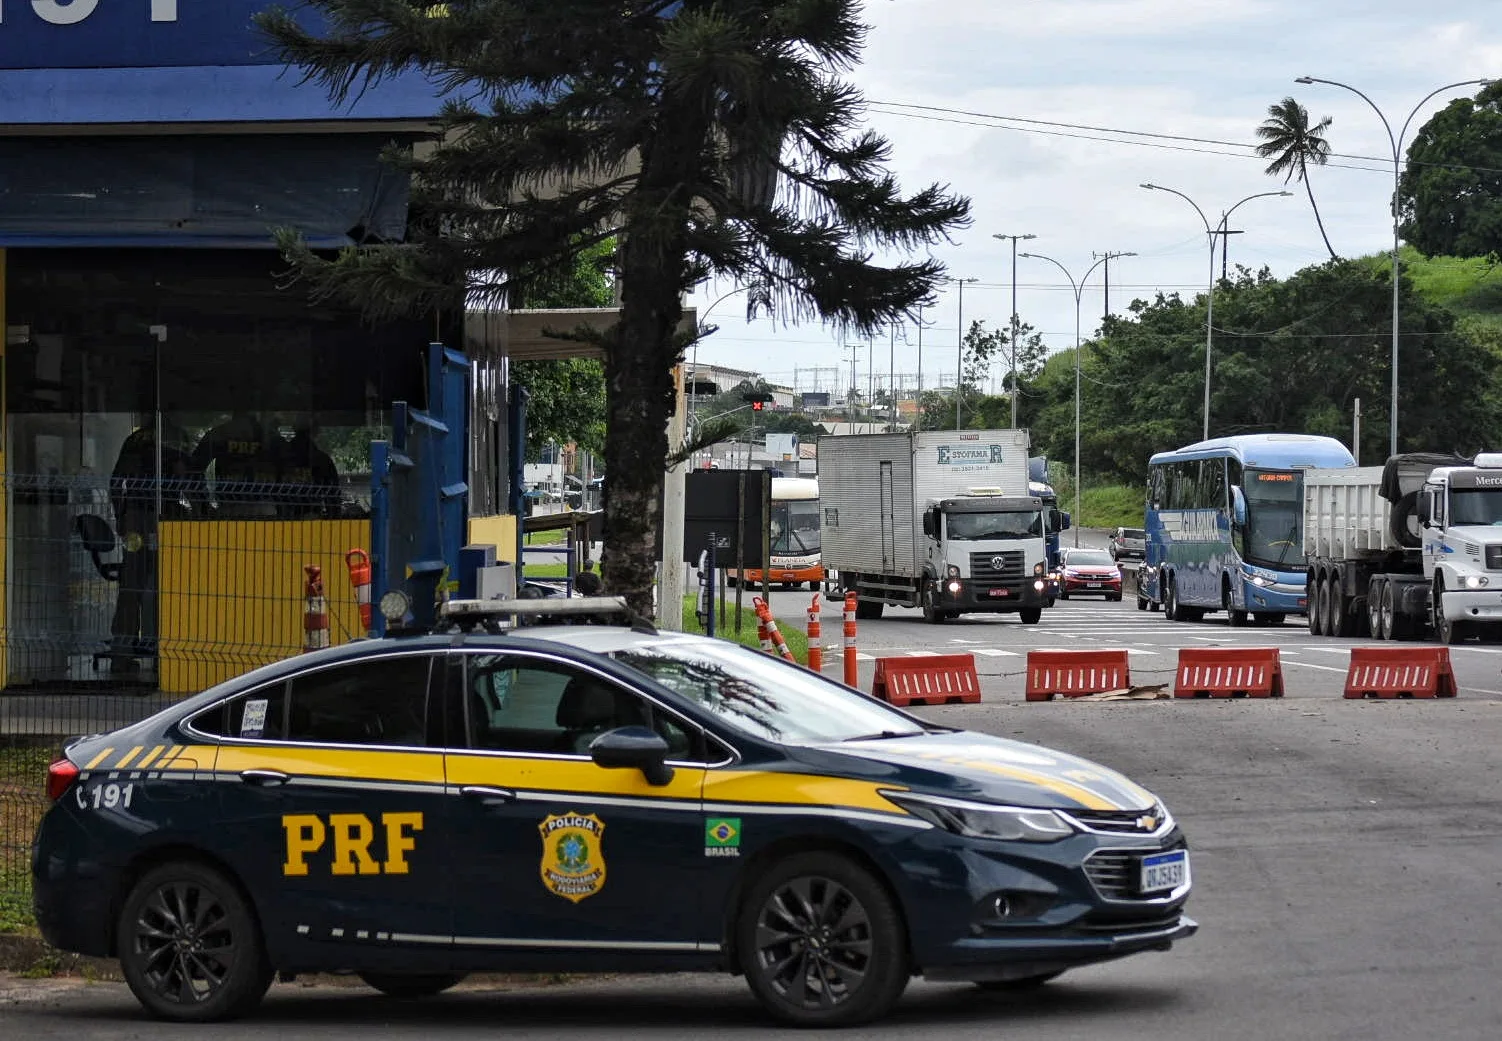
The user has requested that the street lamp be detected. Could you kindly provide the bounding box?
[993,233,1037,428]
[952,276,978,430]
[690,286,754,422]
[1295,75,1493,456]
[1140,184,1290,441]
[1019,250,1135,547]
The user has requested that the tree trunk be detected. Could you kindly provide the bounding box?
[1301,156,1339,261]
[599,115,705,619]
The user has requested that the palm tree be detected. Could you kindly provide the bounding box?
[1255,97,1339,260]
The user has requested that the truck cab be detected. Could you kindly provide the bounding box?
[919,489,1052,622]
[1419,454,1502,642]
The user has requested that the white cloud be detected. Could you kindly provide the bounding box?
[690,0,1502,391]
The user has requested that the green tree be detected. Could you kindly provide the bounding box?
[258,0,969,616]
[510,238,615,460]
[1399,82,1502,259]
[1255,97,1339,260]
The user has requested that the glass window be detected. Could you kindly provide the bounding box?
[1448,490,1502,526]
[1204,457,1227,510]
[463,655,704,761]
[772,499,821,555]
[944,510,1043,540]
[1243,469,1304,570]
[191,683,288,741]
[1064,549,1114,567]
[281,656,434,747]
[613,638,930,745]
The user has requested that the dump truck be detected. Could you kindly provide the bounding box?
[817,430,1064,624]
[1304,452,1502,643]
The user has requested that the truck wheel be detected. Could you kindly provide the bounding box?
[737,852,910,1027]
[920,586,945,625]
[1434,587,1466,644]
[1307,575,1324,636]
[1020,608,1042,624]
[1377,580,1397,641]
[1326,574,1350,637]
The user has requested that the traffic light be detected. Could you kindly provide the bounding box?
[742,391,774,412]
[751,399,764,411]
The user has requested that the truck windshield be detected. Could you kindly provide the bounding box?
[946,511,1043,540]
[771,499,821,554]
[1449,490,1502,526]
[1243,469,1303,569]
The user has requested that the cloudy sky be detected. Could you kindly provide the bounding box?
[684,0,1502,399]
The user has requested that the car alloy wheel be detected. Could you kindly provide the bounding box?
[118,862,272,1022]
[739,852,907,1026]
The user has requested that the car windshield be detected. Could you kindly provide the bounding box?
[612,639,927,744]
[946,510,1043,540]
[1065,550,1113,566]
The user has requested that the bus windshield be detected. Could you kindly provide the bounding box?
[1243,469,1303,569]
[946,510,1043,540]
[771,499,821,554]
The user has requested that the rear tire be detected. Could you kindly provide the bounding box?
[359,973,467,999]
[1163,577,1180,621]
[117,861,273,1023]
[1313,576,1331,637]
[738,852,910,1027]
[1376,580,1395,641]
[1326,571,1350,637]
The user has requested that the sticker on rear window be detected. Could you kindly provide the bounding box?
[241,698,269,738]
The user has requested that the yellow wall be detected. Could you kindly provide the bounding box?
[468,513,518,562]
[157,519,369,695]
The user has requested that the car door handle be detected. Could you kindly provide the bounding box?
[461,785,517,806]
[239,769,290,787]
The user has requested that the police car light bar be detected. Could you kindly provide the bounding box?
[440,597,633,619]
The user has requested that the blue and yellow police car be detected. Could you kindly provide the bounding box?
[33,597,1194,1026]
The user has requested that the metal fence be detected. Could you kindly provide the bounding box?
[0,472,375,915]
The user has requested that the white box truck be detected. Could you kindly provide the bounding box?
[818,430,1061,623]
[1304,452,1502,643]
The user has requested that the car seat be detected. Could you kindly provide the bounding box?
[554,677,644,754]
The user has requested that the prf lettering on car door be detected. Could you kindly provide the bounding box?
[281,813,423,877]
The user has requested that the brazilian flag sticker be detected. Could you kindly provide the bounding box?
[705,817,742,857]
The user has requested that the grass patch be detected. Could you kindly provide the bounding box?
[522,562,570,579]
[0,868,34,935]
[523,529,567,545]
[2,744,56,935]
[679,595,812,661]
[1070,484,1144,530]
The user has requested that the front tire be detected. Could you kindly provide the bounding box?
[117,861,272,1023]
[920,584,945,625]
[1223,583,1247,626]
[1019,608,1042,624]
[738,852,910,1027]
[358,973,468,999]
[1435,585,1465,644]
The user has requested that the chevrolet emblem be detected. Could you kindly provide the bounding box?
[1137,815,1158,831]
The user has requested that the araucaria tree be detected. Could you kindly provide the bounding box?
[257,0,970,616]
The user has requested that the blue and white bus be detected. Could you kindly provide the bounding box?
[1138,434,1357,624]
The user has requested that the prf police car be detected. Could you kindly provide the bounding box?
[33,598,1194,1027]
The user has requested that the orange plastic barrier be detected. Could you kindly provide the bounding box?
[1343,646,1457,699]
[806,594,823,672]
[843,591,859,687]
[753,597,798,663]
[345,548,373,635]
[1174,648,1285,698]
[871,654,981,707]
[1025,649,1130,702]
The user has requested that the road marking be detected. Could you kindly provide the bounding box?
[905,650,940,657]
[972,648,1020,657]
[1279,660,1349,673]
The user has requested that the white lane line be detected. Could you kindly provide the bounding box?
[905,650,940,657]
[1279,660,1349,673]
[973,649,1020,657]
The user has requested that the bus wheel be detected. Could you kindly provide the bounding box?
[1163,577,1181,622]
[810,581,821,592]
[1223,583,1247,627]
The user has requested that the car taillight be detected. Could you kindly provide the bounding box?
[46,758,80,802]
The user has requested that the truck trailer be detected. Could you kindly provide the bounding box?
[1304,452,1502,643]
[818,430,1062,623]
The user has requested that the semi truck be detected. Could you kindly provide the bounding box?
[818,430,1063,624]
[1304,452,1502,643]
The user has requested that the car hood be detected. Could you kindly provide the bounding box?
[1067,566,1119,575]
[808,730,1156,812]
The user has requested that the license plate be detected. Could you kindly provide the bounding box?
[781,573,795,580]
[1139,850,1188,894]
[1087,582,1102,588]
[989,588,1009,597]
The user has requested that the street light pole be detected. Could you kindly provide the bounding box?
[1140,184,1290,441]
[690,286,753,423]
[953,276,978,430]
[1296,75,1492,457]
[992,233,1036,429]
[1019,251,1135,547]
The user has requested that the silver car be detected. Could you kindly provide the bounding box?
[1111,526,1146,561]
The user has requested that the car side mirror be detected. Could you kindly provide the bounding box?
[922,510,935,537]
[1231,486,1247,528]
[1054,510,1070,532]
[589,726,675,786]
[1418,495,1432,528]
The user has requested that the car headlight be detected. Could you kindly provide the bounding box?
[880,791,1075,842]
[947,565,961,579]
[1464,575,1490,589]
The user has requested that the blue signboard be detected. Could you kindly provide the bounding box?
[0,0,319,70]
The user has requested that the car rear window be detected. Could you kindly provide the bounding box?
[1126,529,1145,538]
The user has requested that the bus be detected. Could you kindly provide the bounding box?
[728,476,824,591]
[1137,434,1356,624]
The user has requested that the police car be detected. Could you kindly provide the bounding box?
[32,597,1194,1027]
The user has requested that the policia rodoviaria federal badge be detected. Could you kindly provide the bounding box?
[538,812,607,903]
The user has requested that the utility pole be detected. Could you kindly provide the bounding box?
[1212,228,1244,280]
[953,276,978,430]
[994,233,1036,429]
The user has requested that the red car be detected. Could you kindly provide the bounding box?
[1058,548,1123,601]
